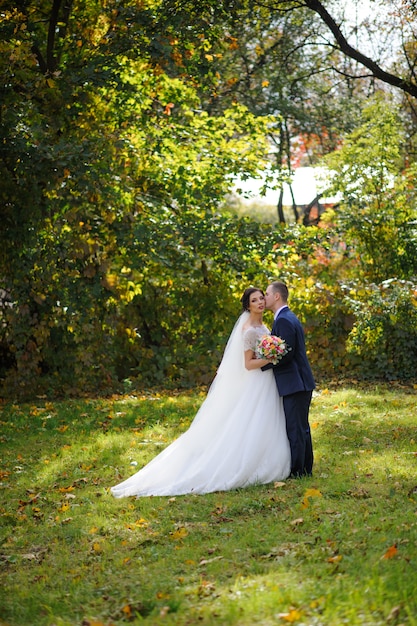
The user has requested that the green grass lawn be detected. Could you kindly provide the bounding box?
[1,384,417,626]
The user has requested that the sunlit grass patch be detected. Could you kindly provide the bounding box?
[1,384,417,625]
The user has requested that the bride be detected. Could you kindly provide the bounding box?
[111,287,291,498]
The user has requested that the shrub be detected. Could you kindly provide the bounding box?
[344,278,417,380]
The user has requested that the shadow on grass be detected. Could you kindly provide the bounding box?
[1,387,417,625]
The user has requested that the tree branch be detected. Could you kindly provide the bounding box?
[46,0,63,72]
[303,0,417,99]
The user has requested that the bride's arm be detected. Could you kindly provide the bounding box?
[244,349,270,370]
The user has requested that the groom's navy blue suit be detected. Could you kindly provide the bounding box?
[264,306,315,477]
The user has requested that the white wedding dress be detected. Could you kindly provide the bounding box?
[111,312,291,498]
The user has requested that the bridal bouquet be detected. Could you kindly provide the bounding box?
[256,334,290,364]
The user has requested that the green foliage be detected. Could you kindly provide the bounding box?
[1,4,417,400]
[344,279,417,380]
[0,1,276,398]
[260,224,356,375]
[322,96,417,281]
[1,387,417,625]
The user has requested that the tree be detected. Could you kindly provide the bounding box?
[0,0,277,396]
[299,0,417,99]
[184,2,367,221]
[321,96,417,281]
[2,0,417,397]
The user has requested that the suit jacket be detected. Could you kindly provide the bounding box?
[269,306,315,397]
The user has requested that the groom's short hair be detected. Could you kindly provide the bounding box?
[271,281,288,302]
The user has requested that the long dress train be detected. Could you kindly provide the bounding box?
[111,312,291,497]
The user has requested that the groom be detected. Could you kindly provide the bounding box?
[263,281,315,477]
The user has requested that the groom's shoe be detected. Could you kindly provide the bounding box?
[289,470,312,479]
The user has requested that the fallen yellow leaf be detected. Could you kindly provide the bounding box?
[171,527,188,540]
[327,554,342,563]
[278,608,303,622]
[302,487,323,508]
[134,518,148,527]
[304,488,322,498]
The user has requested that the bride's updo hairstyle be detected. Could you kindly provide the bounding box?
[240,287,264,312]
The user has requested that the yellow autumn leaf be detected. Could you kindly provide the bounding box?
[92,542,102,552]
[327,554,343,563]
[305,488,322,498]
[278,608,303,622]
[171,527,188,540]
[301,487,322,509]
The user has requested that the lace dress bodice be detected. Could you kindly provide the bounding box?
[243,324,270,353]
